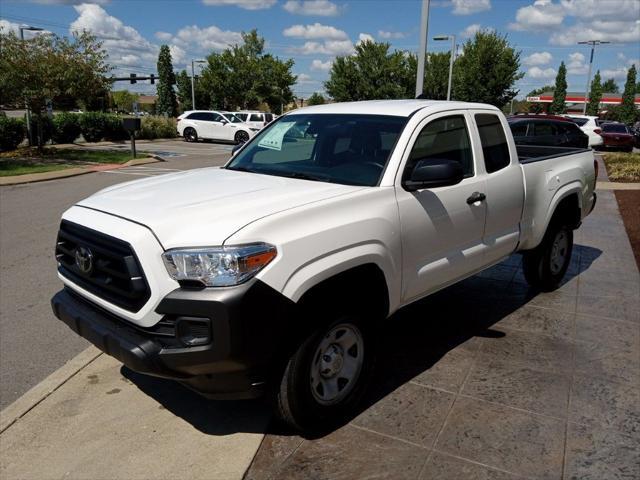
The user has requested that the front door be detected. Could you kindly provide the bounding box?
[396,112,488,303]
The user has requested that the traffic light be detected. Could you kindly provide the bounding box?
[130,73,137,84]
[149,74,155,84]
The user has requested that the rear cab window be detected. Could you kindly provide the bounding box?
[475,113,510,173]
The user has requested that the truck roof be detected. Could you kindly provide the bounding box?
[290,99,498,117]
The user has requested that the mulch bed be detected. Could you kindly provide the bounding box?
[615,190,640,270]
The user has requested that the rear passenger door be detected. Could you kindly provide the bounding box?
[396,112,488,302]
[473,112,524,264]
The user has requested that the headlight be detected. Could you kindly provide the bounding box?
[162,243,276,287]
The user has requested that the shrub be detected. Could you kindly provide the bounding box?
[52,112,81,144]
[78,112,106,142]
[103,114,129,141]
[138,116,177,140]
[0,116,25,151]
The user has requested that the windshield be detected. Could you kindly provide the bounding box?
[602,124,628,133]
[225,114,407,187]
[221,112,244,123]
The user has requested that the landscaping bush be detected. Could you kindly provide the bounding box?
[103,114,129,141]
[0,116,25,151]
[52,112,81,144]
[78,112,107,142]
[138,116,177,140]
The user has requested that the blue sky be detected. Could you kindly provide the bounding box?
[2,0,639,98]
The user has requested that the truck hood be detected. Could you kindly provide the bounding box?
[77,167,363,249]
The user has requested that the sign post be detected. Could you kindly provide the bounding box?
[122,118,141,159]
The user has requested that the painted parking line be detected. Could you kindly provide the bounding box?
[100,166,184,177]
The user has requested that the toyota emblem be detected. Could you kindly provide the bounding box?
[75,246,94,275]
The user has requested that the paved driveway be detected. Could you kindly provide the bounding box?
[246,165,639,479]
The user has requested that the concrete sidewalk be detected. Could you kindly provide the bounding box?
[0,352,269,480]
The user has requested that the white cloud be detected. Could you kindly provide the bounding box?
[600,66,630,80]
[528,66,558,79]
[566,52,588,75]
[283,0,340,16]
[293,39,354,55]
[283,23,348,40]
[460,23,481,38]
[310,59,332,71]
[0,19,20,35]
[378,30,406,39]
[172,25,243,51]
[155,31,173,41]
[29,0,110,4]
[451,0,491,15]
[202,0,276,10]
[357,33,375,45]
[524,51,553,66]
[509,0,640,45]
[296,73,316,83]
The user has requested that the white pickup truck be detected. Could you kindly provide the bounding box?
[51,100,597,431]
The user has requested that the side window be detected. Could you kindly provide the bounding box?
[475,114,510,173]
[250,113,263,122]
[265,113,274,122]
[210,113,225,122]
[236,113,247,121]
[187,112,204,120]
[509,121,528,137]
[533,121,555,136]
[409,115,474,177]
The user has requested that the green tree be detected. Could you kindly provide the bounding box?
[550,61,567,114]
[175,69,211,111]
[0,30,111,146]
[601,78,619,93]
[586,70,603,116]
[111,90,139,113]
[451,31,523,108]
[156,45,178,117]
[307,92,326,105]
[619,64,637,124]
[325,40,412,101]
[407,51,451,100]
[200,30,295,111]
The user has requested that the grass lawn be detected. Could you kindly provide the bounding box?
[602,152,640,182]
[0,147,146,177]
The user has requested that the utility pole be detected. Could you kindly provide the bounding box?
[415,0,431,98]
[434,34,456,101]
[191,59,205,110]
[19,25,43,146]
[578,40,609,115]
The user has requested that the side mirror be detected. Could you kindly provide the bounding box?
[403,158,464,192]
[220,119,228,125]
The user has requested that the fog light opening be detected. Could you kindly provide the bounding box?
[175,317,212,347]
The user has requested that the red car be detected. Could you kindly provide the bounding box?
[599,123,635,152]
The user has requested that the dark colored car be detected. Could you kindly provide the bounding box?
[508,118,589,149]
[599,123,635,152]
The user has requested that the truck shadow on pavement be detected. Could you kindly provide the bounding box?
[122,245,601,438]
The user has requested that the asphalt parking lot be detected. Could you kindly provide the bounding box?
[0,139,231,409]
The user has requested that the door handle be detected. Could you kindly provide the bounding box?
[466,192,486,204]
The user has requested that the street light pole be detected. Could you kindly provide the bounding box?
[19,25,43,147]
[434,34,455,101]
[415,0,431,98]
[190,59,205,110]
[578,40,609,115]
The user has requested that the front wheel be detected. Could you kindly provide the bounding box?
[183,127,198,142]
[275,316,375,432]
[234,130,250,144]
[523,223,573,291]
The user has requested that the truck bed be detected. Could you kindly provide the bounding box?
[516,144,591,164]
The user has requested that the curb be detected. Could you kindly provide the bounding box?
[0,155,164,187]
[0,347,102,434]
[596,181,640,191]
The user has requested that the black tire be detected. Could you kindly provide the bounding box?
[522,222,573,291]
[234,130,249,144]
[184,127,197,142]
[275,314,375,432]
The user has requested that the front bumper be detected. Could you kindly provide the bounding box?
[52,279,296,399]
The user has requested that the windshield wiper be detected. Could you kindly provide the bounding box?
[279,171,331,182]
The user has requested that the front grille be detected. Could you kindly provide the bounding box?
[56,220,151,312]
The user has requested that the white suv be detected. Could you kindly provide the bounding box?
[565,115,603,147]
[233,111,274,130]
[177,110,256,144]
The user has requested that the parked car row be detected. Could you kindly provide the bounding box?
[176,110,275,144]
[507,113,637,152]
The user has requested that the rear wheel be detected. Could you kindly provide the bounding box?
[234,130,249,144]
[184,127,197,142]
[523,222,573,291]
[275,314,375,432]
